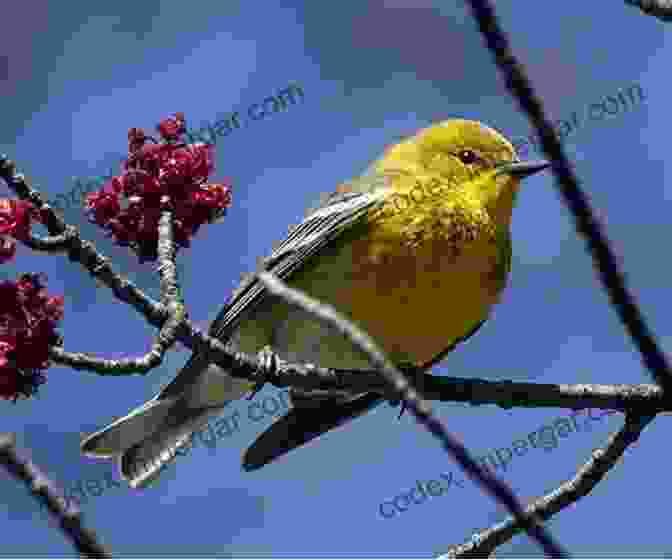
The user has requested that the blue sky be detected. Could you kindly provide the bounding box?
[1,1,671,556]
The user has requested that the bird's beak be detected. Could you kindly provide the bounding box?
[496,160,550,179]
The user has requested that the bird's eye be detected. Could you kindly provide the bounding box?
[457,150,478,164]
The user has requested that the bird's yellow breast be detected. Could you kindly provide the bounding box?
[280,194,509,368]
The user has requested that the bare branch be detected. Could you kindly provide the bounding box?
[444,412,654,558]
[0,433,110,558]
[172,322,672,413]
[156,204,182,308]
[20,226,77,252]
[393,377,669,413]
[464,0,672,394]
[257,271,567,558]
[625,0,672,21]
[155,204,185,349]
[47,206,188,375]
[49,315,178,375]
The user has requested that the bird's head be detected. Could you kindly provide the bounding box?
[374,119,549,224]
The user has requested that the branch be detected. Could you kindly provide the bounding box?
[465,0,672,394]
[20,226,77,252]
[156,203,182,309]
[47,206,186,375]
[48,319,177,375]
[443,412,654,558]
[625,0,672,21]
[171,321,672,413]
[0,433,110,558]
[392,377,669,413]
[154,204,184,350]
[257,271,567,558]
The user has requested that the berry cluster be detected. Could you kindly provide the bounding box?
[0,198,38,263]
[85,112,232,262]
[0,274,64,400]
[0,196,63,400]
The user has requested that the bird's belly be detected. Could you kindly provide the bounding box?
[281,227,507,368]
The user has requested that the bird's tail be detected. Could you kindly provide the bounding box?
[80,396,226,489]
[242,392,384,471]
[81,351,254,489]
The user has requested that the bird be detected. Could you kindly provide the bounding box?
[80,118,549,487]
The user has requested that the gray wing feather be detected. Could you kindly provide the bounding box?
[157,188,387,401]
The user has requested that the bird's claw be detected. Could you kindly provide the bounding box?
[248,345,278,400]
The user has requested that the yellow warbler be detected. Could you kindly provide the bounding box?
[81,119,549,487]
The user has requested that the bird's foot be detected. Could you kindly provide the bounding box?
[248,345,278,400]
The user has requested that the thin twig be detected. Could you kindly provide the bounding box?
[464,0,672,393]
[0,433,110,558]
[49,341,170,375]
[47,206,188,375]
[444,412,654,558]
[21,226,76,252]
[155,204,185,353]
[156,204,182,308]
[257,271,567,558]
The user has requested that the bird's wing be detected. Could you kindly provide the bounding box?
[157,182,389,400]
